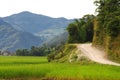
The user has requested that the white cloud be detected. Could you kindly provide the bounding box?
[0,0,96,19]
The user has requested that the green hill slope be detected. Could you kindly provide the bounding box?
[0,19,43,52]
[93,0,120,62]
[3,11,73,40]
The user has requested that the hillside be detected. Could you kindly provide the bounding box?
[3,11,73,40]
[44,32,68,47]
[0,19,43,52]
[0,11,74,52]
[93,0,120,62]
[49,43,120,66]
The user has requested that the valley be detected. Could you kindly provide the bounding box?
[0,0,120,80]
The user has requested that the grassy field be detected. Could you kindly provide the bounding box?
[0,56,120,80]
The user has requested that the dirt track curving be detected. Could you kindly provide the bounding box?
[77,43,120,66]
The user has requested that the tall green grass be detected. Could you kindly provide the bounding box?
[0,56,120,80]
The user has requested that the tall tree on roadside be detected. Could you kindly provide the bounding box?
[93,0,120,61]
[94,0,120,36]
[67,14,94,43]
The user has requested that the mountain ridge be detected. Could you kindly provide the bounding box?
[0,18,43,52]
[3,11,73,34]
[0,11,73,52]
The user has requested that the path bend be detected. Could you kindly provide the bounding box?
[77,43,120,66]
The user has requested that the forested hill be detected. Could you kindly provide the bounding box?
[0,18,43,52]
[3,11,73,39]
[0,11,73,52]
[93,0,120,62]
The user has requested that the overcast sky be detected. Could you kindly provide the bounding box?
[0,0,96,19]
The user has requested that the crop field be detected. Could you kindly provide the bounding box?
[0,56,120,80]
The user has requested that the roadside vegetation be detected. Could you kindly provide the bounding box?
[67,15,94,43]
[47,44,77,62]
[93,0,120,62]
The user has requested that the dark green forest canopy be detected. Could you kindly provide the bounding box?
[94,0,120,36]
[67,15,94,43]
[93,0,120,62]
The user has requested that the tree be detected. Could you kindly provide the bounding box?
[16,49,29,56]
[16,46,51,56]
[94,0,120,37]
[67,23,80,43]
[93,0,120,61]
[67,15,94,43]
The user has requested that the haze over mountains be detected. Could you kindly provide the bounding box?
[0,18,43,52]
[3,11,73,39]
[0,11,73,52]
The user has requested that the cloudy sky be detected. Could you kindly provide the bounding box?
[0,0,96,19]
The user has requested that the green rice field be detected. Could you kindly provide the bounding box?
[0,56,120,80]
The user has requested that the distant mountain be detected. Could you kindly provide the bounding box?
[44,32,68,47]
[3,11,73,40]
[0,19,43,52]
[0,11,73,52]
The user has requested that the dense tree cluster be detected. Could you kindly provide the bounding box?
[67,15,94,43]
[93,0,120,61]
[94,0,120,37]
[16,46,52,56]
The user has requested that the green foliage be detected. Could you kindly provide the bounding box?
[47,44,66,62]
[16,49,29,56]
[67,15,94,43]
[0,56,120,80]
[67,23,80,43]
[93,0,120,61]
[94,0,120,37]
[47,44,77,63]
[16,46,51,56]
[106,17,120,36]
[53,44,77,62]
[47,53,55,62]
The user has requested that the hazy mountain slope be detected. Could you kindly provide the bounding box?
[0,19,42,52]
[3,11,73,38]
[0,11,73,52]
[44,32,68,47]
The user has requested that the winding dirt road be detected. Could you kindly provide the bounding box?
[77,43,120,66]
